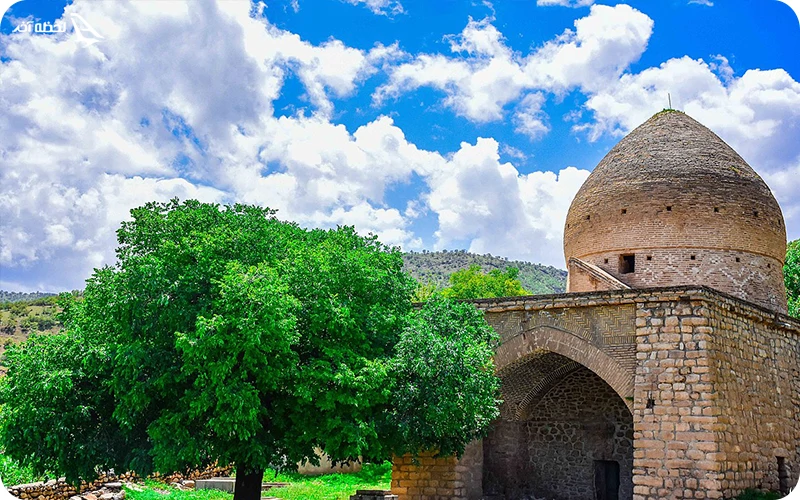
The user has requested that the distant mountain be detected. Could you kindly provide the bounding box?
[0,291,57,303]
[403,250,567,295]
[0,251,567,304]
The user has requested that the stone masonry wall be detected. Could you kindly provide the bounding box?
[631,289,800,500]
[393,287,800,500]
[525,367,634,500]
[8,465,232,500]
[483,366,633,500]
[705,296,800,497]
[632,294,723,499]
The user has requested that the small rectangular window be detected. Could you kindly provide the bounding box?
[620,254,635,274]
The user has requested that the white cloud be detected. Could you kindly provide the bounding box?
[342,0,403,16]
[426,138,589,266]
[577,55,800,245]
[376,5,653,128]
[537,0,595,7]
[1,0,797,295]
[514,93,550,140]
[688,0,714,6]
[2,0,588,289]
[0,0,405,290]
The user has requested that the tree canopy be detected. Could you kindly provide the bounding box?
[786,239,799,319]
[0,200,500,500]
[441,264,531,299]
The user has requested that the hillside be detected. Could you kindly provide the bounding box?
[0,290,57,303]
[403,250,567,295]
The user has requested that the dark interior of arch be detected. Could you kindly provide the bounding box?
[484,354,634,500]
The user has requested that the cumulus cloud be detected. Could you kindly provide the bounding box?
[1,0,797,293]
[376,5,653,127]
[425,138,589,265]
[0,0,592,290]
[342,0,403,15]
[0,0,410,290]
[537,0,595,7]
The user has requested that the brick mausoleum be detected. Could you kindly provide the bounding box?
[390,111,800,500]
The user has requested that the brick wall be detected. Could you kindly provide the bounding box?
[631,290,800,499]
[570,248,787,314]
[563,110,788,314]
[391,442,482,500]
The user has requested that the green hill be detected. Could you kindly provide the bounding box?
[0,291,57,303]
[403,250,567,295]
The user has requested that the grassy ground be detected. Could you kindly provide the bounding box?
[0,453,49,486]
[123,463,391,500]
[262,462,391,499]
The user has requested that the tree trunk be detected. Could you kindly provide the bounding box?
[233,468,264,500]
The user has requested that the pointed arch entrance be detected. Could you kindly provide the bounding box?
[483,327,635,500]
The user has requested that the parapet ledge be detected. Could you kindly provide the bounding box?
[568,257,631,291]
[468,285,800,334]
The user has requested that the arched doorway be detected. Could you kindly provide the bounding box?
[483,352,634,500]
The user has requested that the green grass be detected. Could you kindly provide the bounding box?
[124,463,391,500]
[263,462,391,500]
[126,481,232,500]
[0,453,50,486]
[733,490,782,500]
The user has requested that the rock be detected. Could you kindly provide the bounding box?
[103,483,122,490]
[100,493,115,500]
[181,481,194,489]
[83,494,98,500]
[70,496,83,500]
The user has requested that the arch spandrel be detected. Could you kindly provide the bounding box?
[495,326,634,413]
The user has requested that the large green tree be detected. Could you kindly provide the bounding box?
[441,264,531,299]
[0,200,499,500]
[786,239,799,318]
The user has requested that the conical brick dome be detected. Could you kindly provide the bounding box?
[564,110,788,313]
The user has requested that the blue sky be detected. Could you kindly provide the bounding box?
[0,0,798,292]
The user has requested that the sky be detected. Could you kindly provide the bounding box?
[0,0,798,292]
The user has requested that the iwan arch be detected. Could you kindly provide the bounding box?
[390,111,800,500]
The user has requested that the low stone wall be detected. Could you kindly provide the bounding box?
[8,465,233,500]
[391,441,482,500]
